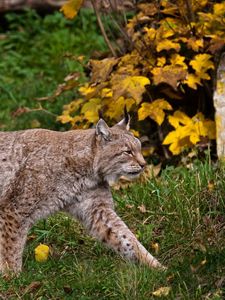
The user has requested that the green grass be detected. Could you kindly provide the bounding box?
[0,159,224,299]
[0,9,106,131]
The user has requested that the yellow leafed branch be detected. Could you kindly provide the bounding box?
[163,111,216,155]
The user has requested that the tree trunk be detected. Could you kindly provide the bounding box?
[214,52,225,158]
[0,0,135,13]
[0,0,66,12]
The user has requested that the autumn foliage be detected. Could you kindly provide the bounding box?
[58,0,225,158]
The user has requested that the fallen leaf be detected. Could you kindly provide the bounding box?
[34,244,50,262]
[63,285,73,294]
[125,204,134,209]
[30,119,41,128]
[23,281,42,295]
[215,276,225,288]
[138,204,147,213]
[27,234,37,241]
[208,180,215,191]
[166,274,175,283]
[151,242,159,254]
[140,164,161,181]
[152,286,171,297]
[200,259,207,266]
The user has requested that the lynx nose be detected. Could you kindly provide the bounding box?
[136,153,147,169]
[140,160,147,169]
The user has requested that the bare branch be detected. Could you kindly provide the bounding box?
[91,0,117,57]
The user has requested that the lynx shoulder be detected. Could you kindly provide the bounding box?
[0,117,165,273]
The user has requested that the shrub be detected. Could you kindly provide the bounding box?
[58,1,225,158]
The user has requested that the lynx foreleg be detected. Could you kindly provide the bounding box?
[87,206,164,269]
[65,189,165,270]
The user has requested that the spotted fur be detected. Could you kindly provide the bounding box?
[0,118,164,273]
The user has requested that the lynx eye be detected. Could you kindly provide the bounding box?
[124,150,133,156]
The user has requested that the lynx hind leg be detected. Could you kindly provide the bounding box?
[0,212,27,274]
[86,205,165,270]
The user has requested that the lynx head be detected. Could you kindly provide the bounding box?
[94,113,146,185]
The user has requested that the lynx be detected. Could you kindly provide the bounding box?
[0,115,164,273]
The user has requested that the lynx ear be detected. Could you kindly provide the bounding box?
[116,106,130,130]
[96,119,111,141]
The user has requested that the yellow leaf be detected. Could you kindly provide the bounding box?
[169,135,192,155]
[125,75,150,87]
[60,0,84,19]
[77,55,85,62]
[156,39,180,52]
[81,98,101,123]
[169,54,187,69]
[190,54,214,80]
[152,286,171,297]
[35,244,50,262]
[168,111,192,128]
[30,119,41,128]
[203,120,216,139]
[130,129,140,137]
[214,3,225,16]
[159,16,181,32]
[163,120,193,155]
[112,75,150,104]
[101,88,113,98]
[138,99,172,125]
[57,114,73,124]
[187,38,204,52]
[184,73,202,89]
[163,129,181,145]
[144,27,157,41]
[106,97,135,120]
[189,132,200,144]
[70,115,84,126]
[79,85,96,97]
[157,57,166,67]
[142,146,155,157]
[63,99,84,114]
[152,66,187,90]
[89,58,119,83]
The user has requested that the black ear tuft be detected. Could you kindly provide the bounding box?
[115,106,130,130]
[124,105,129,126]
[98,109,104,120]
